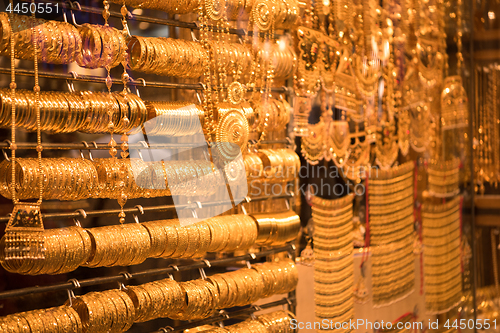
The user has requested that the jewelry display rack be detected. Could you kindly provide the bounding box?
[0,0,300,329]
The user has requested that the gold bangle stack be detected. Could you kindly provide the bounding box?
[144,101,205,136]
[0,88,87,133]
[68,289,135,333]
[368,161,415,306]
[310,194,354,325]
[371,239,415,305]
[0,157,226,200]
[76,23,126,69]
[0,13,81,64]
[0,305,83,332]
[209,258,298,309]
[206,215,258,252]
[171,279,219,320]
[94,158,172,199]
[254,43,296,81]
[0,158,99,201]
[0,89,146,134]
[128,37,251,79]
[1,226,91,275]
[251,98,291,133]
[1,213,290,274]
[83,223,151,267]
[125,278,184,322]
[427,158,460,197]
[252,210,301,246]
[247,148,299,183]
[422,196,463,314]
[78,91,146,134]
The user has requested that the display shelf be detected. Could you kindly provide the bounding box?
[0,67,291,93]
[0,243,295,300]
[0,193,294,222]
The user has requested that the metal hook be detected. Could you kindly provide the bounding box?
[199,267,207,280]
[249,252,257,260]
[66,78,75,93]
[133,205,144,223]
[202,259,211,268]
[70,1,82,27]
[241,205,248,215]
[245,261,252,269]
[66,289,76,306]
[159,327,174,332]
[73,209,86,227]
[136,140,149,161]
[66,278,80,306]
[169,264,179,272]
[68,278,81,289]
[62,1,69,22]
[80,141,93,161]
[133,78,146,98]
[252,304,262,311]
[189,201,202,219]
[190,29,199,42]
[2,140,12,161]
[118,272,132,290]
[219,309,230,320]
[196,92,202,104]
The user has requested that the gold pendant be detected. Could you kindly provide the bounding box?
[301,120,325,165]
[335,48,362,120]
[214,107,249,162]
[398,109,410,156]
[343,125,371,183]
[293,96,313,137]
[375,121,399,169]
[441,76,468,130]
[5,203,45,260]
[325,120,350,167]
[319,34,339,91]
[295,27,322,96]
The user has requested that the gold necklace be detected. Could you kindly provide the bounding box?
[5,0,45,260]
[374,11,399,169]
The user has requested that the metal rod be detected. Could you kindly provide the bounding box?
[0,67,289,93]
[0,244,294,300]
[0,193,293,222]
[0,140,290,150]
[152,297,295,333]
[0,68,291,94]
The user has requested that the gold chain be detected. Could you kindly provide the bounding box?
[32,0,43,205]
[9,0,16,204]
